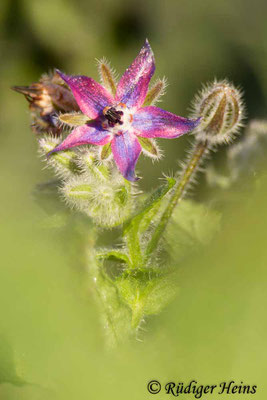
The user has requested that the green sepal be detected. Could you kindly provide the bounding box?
[50,152,81,174]
[81,151,110,180]
[138,137,159,157]
[115,186,129,206]
[100,143,112,160]
[58,112,90,126]
[66,184,92,200]
[143,78,166,106]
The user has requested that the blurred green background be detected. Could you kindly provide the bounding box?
[0,0,267,398]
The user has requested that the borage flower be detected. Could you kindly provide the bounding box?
[49,40,200,181]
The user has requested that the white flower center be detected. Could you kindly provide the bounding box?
[102,103,133,136]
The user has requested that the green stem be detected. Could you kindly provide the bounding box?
[145,140,209,260]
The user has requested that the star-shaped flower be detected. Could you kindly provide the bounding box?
[49,40,200,181]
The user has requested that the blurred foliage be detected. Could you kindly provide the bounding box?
[166,200,221,261]
[0,0,267,398]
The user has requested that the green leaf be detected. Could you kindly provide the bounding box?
[116,269,179,328]
[96,250,130,264]
[123,177,176,266]
[142,274,178,315]
[129,177,176,232]
[165,200,221,260]
[91,265,134,346]
[0,335,27,386]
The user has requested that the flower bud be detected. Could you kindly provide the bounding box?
[191,80,244,144]
[39,136,80,177]
[78,149,110,181]
[13,70,79,135]
[62,172,133,227]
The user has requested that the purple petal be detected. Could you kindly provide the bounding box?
[47,121,111,155]
[111,132,142,181]
[56,70,114,119]
[132,106,201,138]
[115,39,155,109]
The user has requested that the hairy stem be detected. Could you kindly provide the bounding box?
[145,140,209,259]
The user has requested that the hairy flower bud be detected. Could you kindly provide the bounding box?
[62,172,134,227]
[78,149,110,181]
[191,80,244,144]
[39,136,80,176]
